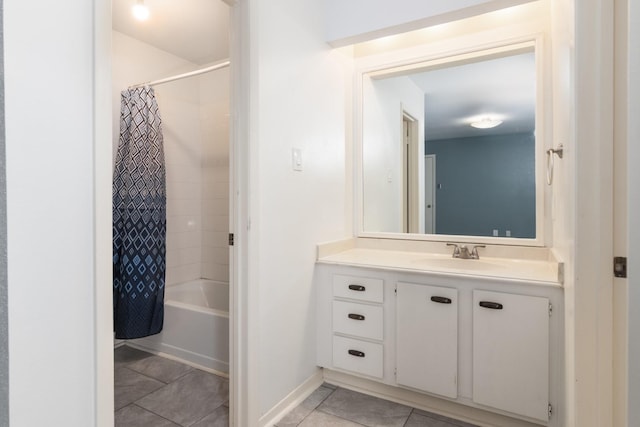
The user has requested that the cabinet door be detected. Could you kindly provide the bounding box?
[396,282,458,398]
[473,290,549,422]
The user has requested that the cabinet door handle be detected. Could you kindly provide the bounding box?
[348,284,366,292]
[348,349,365,358]
[348,313,365,321]
[479,301,503,310]
[430,296,452,304]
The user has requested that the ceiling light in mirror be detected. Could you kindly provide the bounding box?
[470,117,503,129]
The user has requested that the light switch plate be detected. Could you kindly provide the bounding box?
[292,148,303,171]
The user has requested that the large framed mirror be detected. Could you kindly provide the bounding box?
[357,39,545,246]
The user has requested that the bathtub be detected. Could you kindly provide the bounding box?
[130,279,229,375]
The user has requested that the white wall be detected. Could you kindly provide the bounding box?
[4,0,105,425]
[325,0,536,46]
[362,76,424,233]
[549,0,576,425]
[112,31,230,287]
[252,0,353,417]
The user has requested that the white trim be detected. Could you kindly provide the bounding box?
[123,342,229,379]
[323,370,541,427]
[572,0,615,426]
[355,34,547,247]
[94,0,114,425]
[229,0,257,425]
[95,1,249,426]
[258,371,324,427]
[626,0,640,424]
[612,0,630,425]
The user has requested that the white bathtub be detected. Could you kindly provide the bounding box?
[130,279,229,375]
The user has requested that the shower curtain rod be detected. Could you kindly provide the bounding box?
[129,59,231,89]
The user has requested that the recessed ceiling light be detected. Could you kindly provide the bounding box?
[132,0,150,21]
[470,117,503,129]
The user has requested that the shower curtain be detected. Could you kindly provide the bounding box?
[113,87,166,339]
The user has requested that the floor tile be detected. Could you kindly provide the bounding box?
[191,405,229,427]
[322,382,338,390]
[412,409,479,427]
[404,413,461,427]
[317,388,412,427]
[115,404,180,427]
[136,369,229,426]
[126,353,194,383]
[276,386,335,427]
[114,367,165,410]
[114,345,153,368]
[298,410,364,426]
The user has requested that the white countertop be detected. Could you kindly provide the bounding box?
[317,247,561,285]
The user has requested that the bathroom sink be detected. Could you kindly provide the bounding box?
[409,257,506,271]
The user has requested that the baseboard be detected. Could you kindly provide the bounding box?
[323,369,544,427]
[123,341,229,378]
[259,370,324,427]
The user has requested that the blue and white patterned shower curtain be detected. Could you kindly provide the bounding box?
[113,87,166,339]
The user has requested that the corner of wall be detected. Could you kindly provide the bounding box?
[0,1,8,423]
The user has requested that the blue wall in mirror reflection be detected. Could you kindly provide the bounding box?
[426,132,535,238]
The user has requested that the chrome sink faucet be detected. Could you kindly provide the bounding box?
[447,243,486,259]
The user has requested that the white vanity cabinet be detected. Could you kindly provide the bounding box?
[396,282,458,399]
[316,262,563,426]
[472,290,550,422]
[329,274,385,379]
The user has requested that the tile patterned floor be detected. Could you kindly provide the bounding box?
[276,384,480,427]
[114,345,229,427]
[115,345,478,427]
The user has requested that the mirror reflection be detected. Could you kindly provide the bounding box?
[362,48,536,239]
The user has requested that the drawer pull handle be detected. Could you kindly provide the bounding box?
[430,296,452,304]
[348,313,365,321]
[348,349,365,358]
[348,284,366,292]
[479,301,503,310]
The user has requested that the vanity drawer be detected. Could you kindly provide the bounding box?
[333,274,383,303]
[333,335,383,379]
[333,300,383,340]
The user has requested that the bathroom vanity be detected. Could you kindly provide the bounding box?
[316,241,563,427]
[318,22,567,427]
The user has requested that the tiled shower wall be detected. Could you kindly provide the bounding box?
[199,69,230,283]
[160,76,203,286]
[113,31,229,288]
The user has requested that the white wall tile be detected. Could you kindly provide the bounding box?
[165,263,201,286]
[166,198,202,217]
[203,214,228,232]
[166,182,202,200]
[203,246,230,265]
[167,215,201,233]
[201,263,230,283]
[166,231,202,250]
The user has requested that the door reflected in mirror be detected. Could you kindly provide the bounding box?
[361,44,539,240]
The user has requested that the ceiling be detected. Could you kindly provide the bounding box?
[408,52,536,141]
[112,0,230,65]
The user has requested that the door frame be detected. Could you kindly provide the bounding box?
[402,111,420,233]
[93,0,254,425]
[424,154,436,234]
